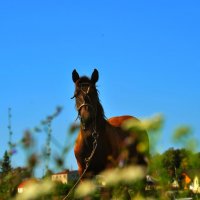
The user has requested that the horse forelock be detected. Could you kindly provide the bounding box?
[75,76,98,86]
[76,76,90,84]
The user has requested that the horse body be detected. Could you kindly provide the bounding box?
[72,69,149,178]
[74,115,149,177]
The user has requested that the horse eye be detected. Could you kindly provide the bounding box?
[75,90,80,97]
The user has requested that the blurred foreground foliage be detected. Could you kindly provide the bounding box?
[0,111,199,199]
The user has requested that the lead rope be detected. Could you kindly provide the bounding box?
[62,130,99,200]
[64,85,98,199]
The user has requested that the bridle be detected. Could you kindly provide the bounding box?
[71,83,97,125]
[63,83,99,200]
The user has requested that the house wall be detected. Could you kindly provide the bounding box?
[18,188,23,193]
[51,170,79,184]
[52,174,67,184]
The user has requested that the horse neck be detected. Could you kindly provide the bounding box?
[81,102,106,138]
[95,100,107,129]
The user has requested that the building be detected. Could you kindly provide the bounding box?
[17,178,40,194]
[181,172,191,189]
[51,170,79,184]
[145,175,158,191]
[190,176,200,194]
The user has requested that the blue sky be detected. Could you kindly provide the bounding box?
[0,1,199,176]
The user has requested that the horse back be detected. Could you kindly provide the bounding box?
[108,115,139,127]
[107,115,149,166]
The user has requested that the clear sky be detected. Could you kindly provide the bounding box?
[0,1,199,177]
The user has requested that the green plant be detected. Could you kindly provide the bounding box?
[0,109,199,200]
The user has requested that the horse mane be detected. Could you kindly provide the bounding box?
[95,88,106,120]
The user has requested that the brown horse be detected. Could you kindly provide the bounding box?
[72,69,149,178]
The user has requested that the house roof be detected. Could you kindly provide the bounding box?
[18,178,39,188]
[52,169,79,175]
[52,170,69,175]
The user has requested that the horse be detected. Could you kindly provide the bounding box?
[72,69,149,179]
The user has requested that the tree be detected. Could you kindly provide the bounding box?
[162,148,188,176]
[1,151,12,174]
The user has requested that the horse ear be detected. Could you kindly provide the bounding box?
[72,69,80,83]
[91,69,99,84]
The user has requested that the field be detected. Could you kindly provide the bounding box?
[0,110,200,200]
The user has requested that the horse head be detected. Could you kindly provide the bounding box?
[72,69,100,130]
